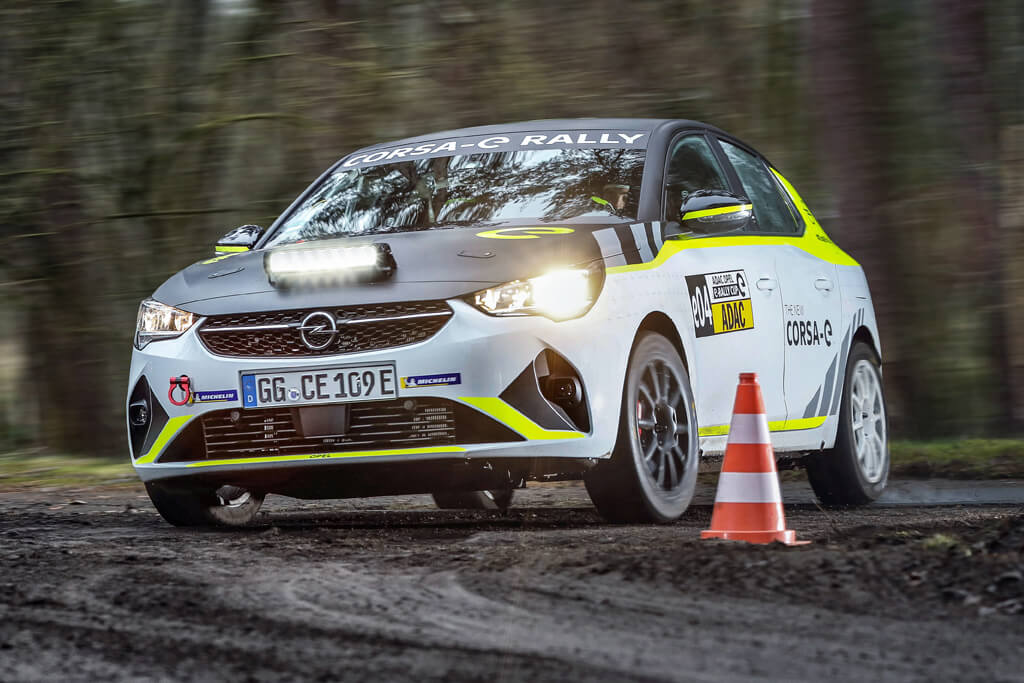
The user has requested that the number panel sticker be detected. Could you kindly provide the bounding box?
[685,269,754,337]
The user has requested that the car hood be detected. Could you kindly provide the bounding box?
[154,221,639,316]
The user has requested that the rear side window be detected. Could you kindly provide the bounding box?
[719,140,800,234]
[663,135,730,220]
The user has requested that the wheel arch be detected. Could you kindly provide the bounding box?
[634,311,689,370]
[852,325,880,363]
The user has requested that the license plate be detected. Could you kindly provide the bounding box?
[241,363,397,408]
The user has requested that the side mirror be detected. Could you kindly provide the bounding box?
[215,225,263,254]
[678,192,752,235]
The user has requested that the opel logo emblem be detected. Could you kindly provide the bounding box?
[298,311,338,350]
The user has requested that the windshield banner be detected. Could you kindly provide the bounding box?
[340,130,648,168]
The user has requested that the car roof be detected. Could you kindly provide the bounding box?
[354,118,727,152]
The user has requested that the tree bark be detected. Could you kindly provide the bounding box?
[934,0,1017,430]
[808,0,908,423]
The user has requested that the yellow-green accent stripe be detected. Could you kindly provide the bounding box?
[779,416,829,432]
[460,397,585,440]
[681,203,752,221]
[134,415,194,464]
[608,232,856,276]
[607,175,858,276]
[186,445,466,468]
[770,168,859,267]
[214,245,250,253]
[698,424,731,437]
[698,415,827,438]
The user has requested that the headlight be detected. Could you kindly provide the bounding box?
[135,299,197,349]
[470,265,604,321]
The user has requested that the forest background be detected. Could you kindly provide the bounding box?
[2,0,1022,458]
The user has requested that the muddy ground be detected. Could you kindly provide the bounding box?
[0,481,1021,682]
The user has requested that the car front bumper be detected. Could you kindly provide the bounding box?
[127,298,628,487]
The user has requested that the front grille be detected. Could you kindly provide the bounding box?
[185,398,524,462]
[198,300,453,357]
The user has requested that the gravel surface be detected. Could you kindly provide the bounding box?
[1,480,1021,682]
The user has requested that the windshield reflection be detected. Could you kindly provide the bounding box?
[266,148,646,246]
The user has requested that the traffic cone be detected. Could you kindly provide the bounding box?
[701,372,808,545]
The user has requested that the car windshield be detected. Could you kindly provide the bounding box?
[265,147,646,246]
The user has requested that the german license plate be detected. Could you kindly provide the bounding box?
[241,363,397,408]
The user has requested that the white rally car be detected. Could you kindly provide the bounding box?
[128,118,889,526]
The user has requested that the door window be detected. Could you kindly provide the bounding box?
[663,135,730,220]
[719,140,801,234]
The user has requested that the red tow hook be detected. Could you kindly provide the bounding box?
[168,375,192,406]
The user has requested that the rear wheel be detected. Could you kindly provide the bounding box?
[585,332,699,522]
[806,341,889,505]
[145,482,265,527]
[431,488,514,511]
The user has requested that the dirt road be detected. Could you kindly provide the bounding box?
[1,481,1021,682]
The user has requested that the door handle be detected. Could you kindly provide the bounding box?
[756,276,777,291]
[814,277,834,292]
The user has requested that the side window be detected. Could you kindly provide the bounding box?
[719,140,800,234]
[663,135,730,220]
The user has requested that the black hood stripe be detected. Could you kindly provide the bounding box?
[593,228,628,267]
[631,223,655,263]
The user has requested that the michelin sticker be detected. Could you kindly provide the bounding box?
[400,373,462,389]
[341,131,647,169]
[686,270,753,337]
[194,389,239,403]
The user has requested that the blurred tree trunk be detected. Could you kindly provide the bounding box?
[934,0,1018,430]
[807,1,907,419]
[22,6,118,456]
[808,1,888,289]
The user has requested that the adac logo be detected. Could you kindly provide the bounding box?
[475,227,574,240]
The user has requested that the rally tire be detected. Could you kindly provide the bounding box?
[807,341,889,506]
[145,482,265,527]
[431,489,514,511]
[585,332,699,523]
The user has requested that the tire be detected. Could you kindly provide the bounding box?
[431,488,514,511]
[806,341,890,505]
[145,482,265,527]
[585,331,699,523]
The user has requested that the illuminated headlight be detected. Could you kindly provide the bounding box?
[135,299,196,349]
[265,244,393,288]
[470,265,604,321]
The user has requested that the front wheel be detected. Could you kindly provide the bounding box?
[806,341,889,505]
[585,332,699,523]
[145,482,265,527]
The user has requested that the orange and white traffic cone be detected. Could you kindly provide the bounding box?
[701,372,808,545]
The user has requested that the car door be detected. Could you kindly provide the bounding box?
[666,134,787,434]
[718,140,842,437]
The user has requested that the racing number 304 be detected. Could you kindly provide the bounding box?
[685,269,755,338]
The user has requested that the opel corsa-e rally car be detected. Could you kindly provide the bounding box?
[128,118,889,526]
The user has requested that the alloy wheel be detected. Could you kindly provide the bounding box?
[634,359,692,491]
[849,359,887,483]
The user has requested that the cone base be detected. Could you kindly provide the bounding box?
[700,529,810,545]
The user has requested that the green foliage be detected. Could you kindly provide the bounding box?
[891,439,1024,479]
[0,451,135,490]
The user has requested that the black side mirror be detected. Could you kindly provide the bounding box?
[215,225,263,254]
[677,191,752,235]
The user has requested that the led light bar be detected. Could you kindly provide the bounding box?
[265,243,396,288]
